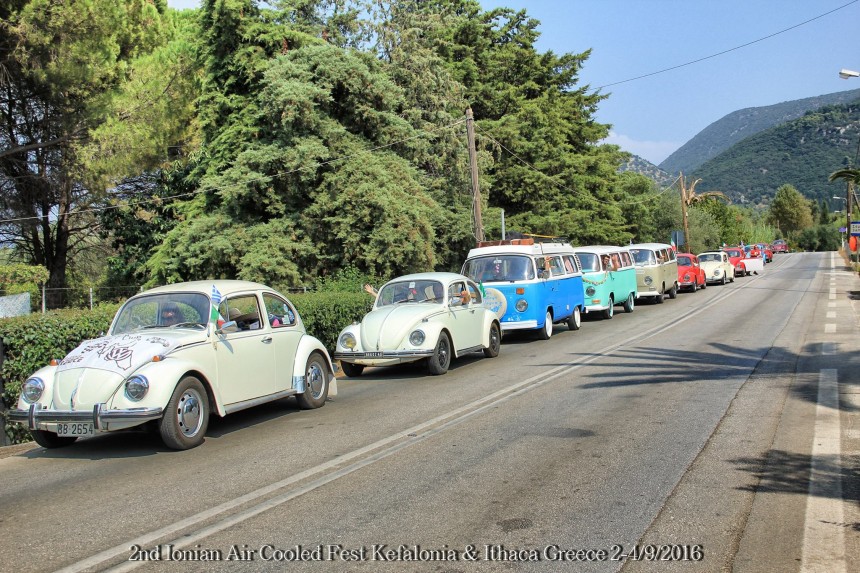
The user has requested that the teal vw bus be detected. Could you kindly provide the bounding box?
[461,239,585,340]
[571,246,637,319]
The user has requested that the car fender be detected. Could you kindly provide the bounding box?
[415,319,447,348]
[108,356,221,415]
[291,335,337,398]
[482,316,502,348]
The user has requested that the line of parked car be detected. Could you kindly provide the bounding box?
[8,239,784,450]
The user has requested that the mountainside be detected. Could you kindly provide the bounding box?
[619,154,675,188]
[659,88,860,175]
[691,101,860,206]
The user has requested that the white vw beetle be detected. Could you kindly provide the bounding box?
[9,280,337,450]
[697,251,736,285]
[334,272,501,376]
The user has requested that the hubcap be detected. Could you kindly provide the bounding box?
[306,361,325,399]
[177,388,203,437]
[439,337,450,366]
[545,312,552,336]
[491,326,500,351]
[574,308,581,327]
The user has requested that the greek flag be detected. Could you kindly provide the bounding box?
[209,284,222,323]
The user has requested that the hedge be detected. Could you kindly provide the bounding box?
[1,291,373,445]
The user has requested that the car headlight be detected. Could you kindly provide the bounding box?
[644,276,653,286]
[585,286,596,296]
[21,377,44,403]
[409,330,425,346]
[515,299,528,312]
[339,332,357,349]
[683,274,691,281]
[125,375,149,401]
[713,269,722,276]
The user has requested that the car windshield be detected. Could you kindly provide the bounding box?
[698,253,719,262]
[462,255,534,282]
[112,293,210,334]
[630,249,656,266]
[677,255,694,266]
[376,280,445,307]
[575,253,600,272]
[725,250,742,258]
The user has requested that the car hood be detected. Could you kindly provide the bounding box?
[361,304,445,350]
[48,331,204,411]
[699,260,726,272]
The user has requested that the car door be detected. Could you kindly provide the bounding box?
[215,293,277,405]
[447,279,483,351]
[262,292,303,391]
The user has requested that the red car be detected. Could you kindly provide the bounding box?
[676,253,706,291]
[756,243,773,263]
[722,247,749,277]
[772,239,789,254]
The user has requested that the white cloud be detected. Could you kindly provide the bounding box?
[602,132,680,166]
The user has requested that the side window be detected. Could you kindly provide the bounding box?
[620,251,632,268]
[549,256,565,276]
[466,282,482,304]
[610,253,622,269]
[448,281,469,303]
[563,255,577,273]
[657,249,667,263]
[218,294,262,331]
[262,293,296,328]
[667,249,676,261]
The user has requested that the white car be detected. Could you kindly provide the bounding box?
[9,280,337,450]
[334,272,501,376]
[697,251,735,285]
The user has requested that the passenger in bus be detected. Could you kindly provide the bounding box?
[601,255,614,271]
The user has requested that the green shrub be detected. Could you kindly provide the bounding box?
[289,291,374,352]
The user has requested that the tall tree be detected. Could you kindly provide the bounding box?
[766,184,813,236]
[0,0,195,307]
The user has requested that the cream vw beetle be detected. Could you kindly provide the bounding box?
[9,281,337,450]
[697,251,736,285]
[334,272,502,376]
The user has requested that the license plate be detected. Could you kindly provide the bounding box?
[364,352,384,358]
[55,422,95,437]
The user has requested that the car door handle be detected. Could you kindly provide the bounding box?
[262,336,272,343]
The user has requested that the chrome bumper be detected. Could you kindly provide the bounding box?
[7,403,163,431]
[334,350,434,360]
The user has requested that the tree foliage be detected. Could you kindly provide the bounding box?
[766,184,814,236]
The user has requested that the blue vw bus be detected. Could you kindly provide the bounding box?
[571,246,638,319]
[461,239,584,339]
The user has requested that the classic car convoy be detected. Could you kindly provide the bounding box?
[9,281,337,450]
[9,240,775,450]
[334,272,501,376]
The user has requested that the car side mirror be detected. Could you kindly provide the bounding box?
[216,321,239,334]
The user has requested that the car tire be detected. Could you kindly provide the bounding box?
[668,284,678,299]
[340,361,364,377]
[159,375,209,450]
[730,274,735,283]
[602,296,614,319]
[567,306,582,330]
[623,293,635,313]
[427,331,452,375]
[31,430,77,449]
[655,286,664,304]
[296,352,329,409]
[721,275,726,286]
[484,322,501,358]
[701,279,706,289]
[537,311,553,340]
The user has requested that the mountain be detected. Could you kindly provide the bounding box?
[659,88,860,175]
[619,154,676,188]
[691,100,860,206]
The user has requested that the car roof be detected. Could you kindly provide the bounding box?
[697,251,725,256]
[571,245,631,255]
[629,242,672,251]
[383,272,468,284]
[140,280,272,297]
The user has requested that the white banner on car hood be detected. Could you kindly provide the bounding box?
[56,334,179,376]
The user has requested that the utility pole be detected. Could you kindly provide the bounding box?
[466,107,484,242]
[679,173,691,252]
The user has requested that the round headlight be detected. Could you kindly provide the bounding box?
[713,269,722,276]
[585,286,596,296]
[339,332,357,349]
[409,330,425,346]
[644,276,653,286]
[22,377,44,403]
[515,299,528,312]
[125,375,149,401]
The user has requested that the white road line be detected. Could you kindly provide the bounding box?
[825,324,836,334]
[827,311,836,319]
[800,369,845,573]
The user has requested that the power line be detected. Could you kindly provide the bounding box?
[596,0,860,90]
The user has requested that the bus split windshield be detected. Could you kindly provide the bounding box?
[461,255,535,283]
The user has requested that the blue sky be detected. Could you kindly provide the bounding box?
[167,0,860,165]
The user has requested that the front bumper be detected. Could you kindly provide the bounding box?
[8,403,163,431]
[334,350,433,366]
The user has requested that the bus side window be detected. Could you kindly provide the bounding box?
[563,255,577,273]
[620,252,632,267]
[548,256,565,276]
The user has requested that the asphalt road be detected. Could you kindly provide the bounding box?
[1,251,857,573]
